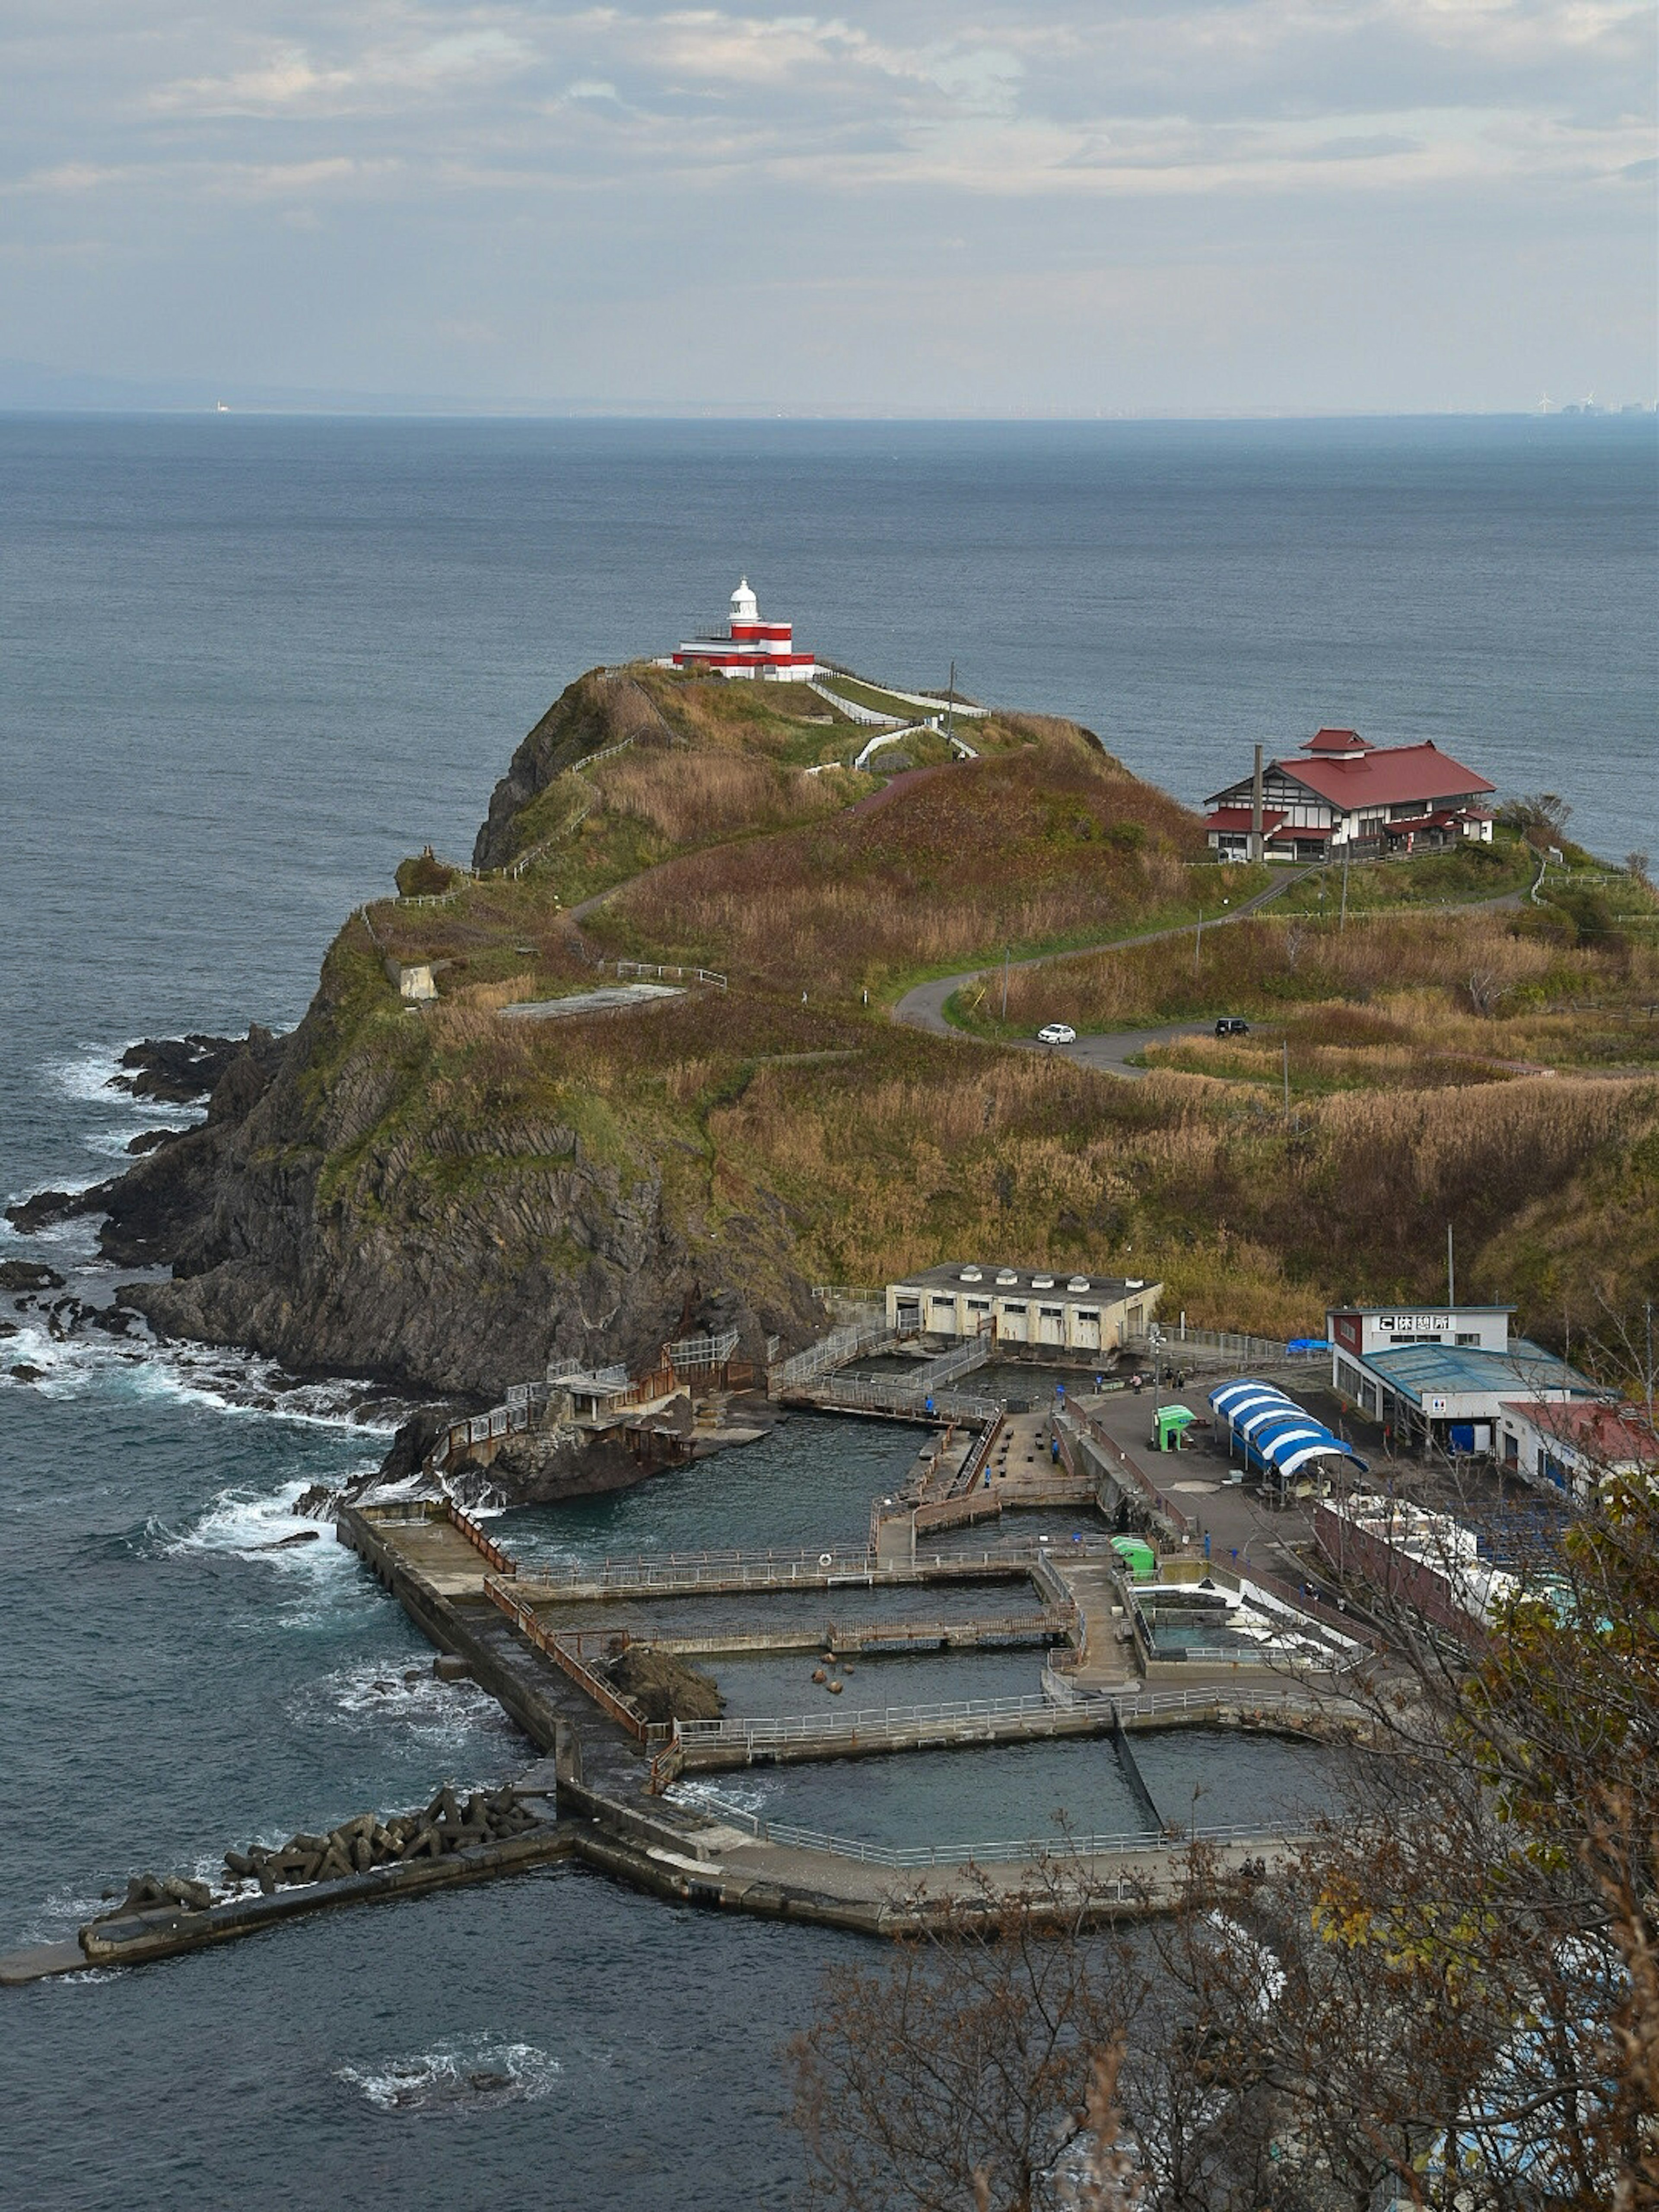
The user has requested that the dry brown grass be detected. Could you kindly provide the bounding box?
[715,1038,1659,1340]
[996,912,1659,1084]
[445,971,539,1014]
[596,735,1208,992]
[593,747,845,845]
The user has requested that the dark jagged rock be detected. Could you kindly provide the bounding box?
[4,1189,93,1236]
[127,1128,183,1156]
[11,678,820,1399]
[608,1646,725,1725]
[481,1421,680,1506]
[365,1408,461,1493]
[0,1261,64,1292]
[110,1033,249,1105]
[76,1305,140,1338]
[87,996,813,1395]
[9,1363,46,1384]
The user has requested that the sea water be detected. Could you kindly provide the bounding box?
[2,414,1653,2209]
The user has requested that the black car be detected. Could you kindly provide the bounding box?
[1214,1016,1250,1037]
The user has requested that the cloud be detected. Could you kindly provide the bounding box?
[0,0,1650,407]
[153,48,357,115]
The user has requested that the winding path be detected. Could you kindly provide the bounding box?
[892,868,1319,1078]
[892,872,1532,1079]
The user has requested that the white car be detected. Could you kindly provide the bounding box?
[1036,1022,1077,1046]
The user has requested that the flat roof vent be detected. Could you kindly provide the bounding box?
[996,1269,1018,1285]
[959,1267,982,1283]
[1125,1277,1144,1290]
[1067,1275,1089,1293]
[1032,1274,1055,1290]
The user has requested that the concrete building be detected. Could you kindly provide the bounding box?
[1497,1398,1659,1503]
[672,577,817,681]
[1314,1494,1519,1635]
[1327,1303,1605,1452]
[886,1264,1160,1354]
[1205,728,1495,862]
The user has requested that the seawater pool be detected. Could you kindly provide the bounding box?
[673,1727,1351,1852]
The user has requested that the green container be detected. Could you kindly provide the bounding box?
[1151,1404,1197,1452]
[1111,1535,1157,1582]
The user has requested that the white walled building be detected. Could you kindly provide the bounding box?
[1205,728,1496,861]
[1327,1303,1605,1451]
[886,1264,1160,1354]
[672,577,817,681]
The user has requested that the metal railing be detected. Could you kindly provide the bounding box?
[673,1688,1119,1751]
[1058,1408,1198,1542]
[770,1321,894,1390]
[557,1609,1067,1660]
[609,961,728,991]
[813,663,992,720]
[508,1543,1049,1595]
[816,1377,1002,1422]
[677,1790,1287,1871]
[444,1498,518,1576]
[483,1575,645,1741]
[805,677,903,728]
[1139,1325,1324,1366]
[429,1396,542,1475]
[662,1328,741,1371]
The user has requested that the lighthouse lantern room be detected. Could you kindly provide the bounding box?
[672,578,817,681]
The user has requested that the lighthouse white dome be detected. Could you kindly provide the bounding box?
[730,576,758,622]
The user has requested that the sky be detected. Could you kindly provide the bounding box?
[2,1,1654,414]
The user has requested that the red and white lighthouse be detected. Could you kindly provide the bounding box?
[673,578,817,681]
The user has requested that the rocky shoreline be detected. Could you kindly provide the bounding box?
[6,1013,805,1506]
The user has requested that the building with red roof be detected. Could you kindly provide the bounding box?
[1498,1398,1659,1503]
[1205,727,1496,862]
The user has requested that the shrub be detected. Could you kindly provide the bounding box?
[395,849,457,898]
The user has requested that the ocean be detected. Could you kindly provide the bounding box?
[1,413,1654,2209]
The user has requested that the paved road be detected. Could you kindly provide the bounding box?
[891,868,1318,1078]
[892,871,1531,1081]
[1046,1023,1212,1079]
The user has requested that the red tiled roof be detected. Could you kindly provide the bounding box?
[1301,727,1373,753]
[1275,741,1496,810]
[1205,807,1288,834]
[1501,1400,1659,1465]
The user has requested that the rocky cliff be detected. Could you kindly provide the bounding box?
[13,664,823,1402]
[39,978,814,1400]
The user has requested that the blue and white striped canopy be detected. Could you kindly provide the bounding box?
[1208,1379,1368,1478]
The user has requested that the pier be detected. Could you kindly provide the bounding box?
[3,1456,1366,1983]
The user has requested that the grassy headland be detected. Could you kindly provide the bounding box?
[266,662,1659,1389]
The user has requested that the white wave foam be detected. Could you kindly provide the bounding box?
[0,1311,408,1437]
[337,2037,562,2116]
[669,1775,774,1820]
[13,1880,116,1949]
[45,1039,208,1119]
[303,1661,521,1746]
[153,1475,352,1574]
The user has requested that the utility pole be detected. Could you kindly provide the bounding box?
[1447,1221,1456,1307]
[1250,744,1265,866]
[945,660,957,748]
